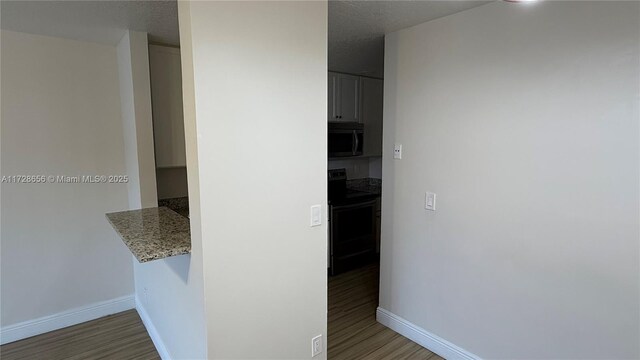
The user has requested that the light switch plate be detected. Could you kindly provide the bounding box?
[310,205,322,227]
[425,192,436,211]
[311,334,323,357]
[394,144,402,159]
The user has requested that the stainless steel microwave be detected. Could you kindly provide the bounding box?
[328,122,364,157]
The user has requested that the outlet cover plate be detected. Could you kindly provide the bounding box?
[394,144,402,159]
[312,335,322,357]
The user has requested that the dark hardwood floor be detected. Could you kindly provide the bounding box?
[0,309,159,360]
[328,262,444,360]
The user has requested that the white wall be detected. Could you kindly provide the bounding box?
[117,31,207,360]
[117,31,158,210]
[132,254,206,360]
[380,1,639,359]
[178,1,328,358]
[328,158,370,179]
[1,30,134,335]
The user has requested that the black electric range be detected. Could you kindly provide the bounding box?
[328,169,378,275]
[328,169,378,205]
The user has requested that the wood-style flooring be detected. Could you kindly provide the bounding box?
[0,309,159,360]
[328,263,444,360]
[3,263,440,360]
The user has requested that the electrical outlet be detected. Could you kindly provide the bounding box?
[143,287,149,304]
[311,334,323,357]
[394,144,402,159]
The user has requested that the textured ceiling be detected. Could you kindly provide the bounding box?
[0,0,179,46]
[1,0,491,77]
[329,1,492,78]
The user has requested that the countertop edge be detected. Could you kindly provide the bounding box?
[106,206,191,263]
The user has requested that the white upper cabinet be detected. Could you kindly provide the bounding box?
[361,77,384,157]
[338,74,360,122]
[328,72,360,122]
[149,45,186,168]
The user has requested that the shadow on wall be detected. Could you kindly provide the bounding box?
[164,255,191,283]
[380,35,398,308]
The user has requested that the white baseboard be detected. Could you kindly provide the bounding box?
[135,297,172,360]
[0,295,135,345]
[376,307,481,360]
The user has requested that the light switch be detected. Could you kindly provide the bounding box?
[310,205,322,227]
[425,192,436,211]
[394,144,402,159]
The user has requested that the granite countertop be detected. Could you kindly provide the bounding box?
[158,197,189,218]
[346,178,381,195]
[106,207,191,262]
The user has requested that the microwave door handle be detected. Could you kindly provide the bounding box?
[352,130,356,155]
[353,130,359,155]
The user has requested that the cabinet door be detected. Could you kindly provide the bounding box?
[337,74,360,122]
[361,78,383,156]
[149,45,186,168]
[328,72,339,121]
